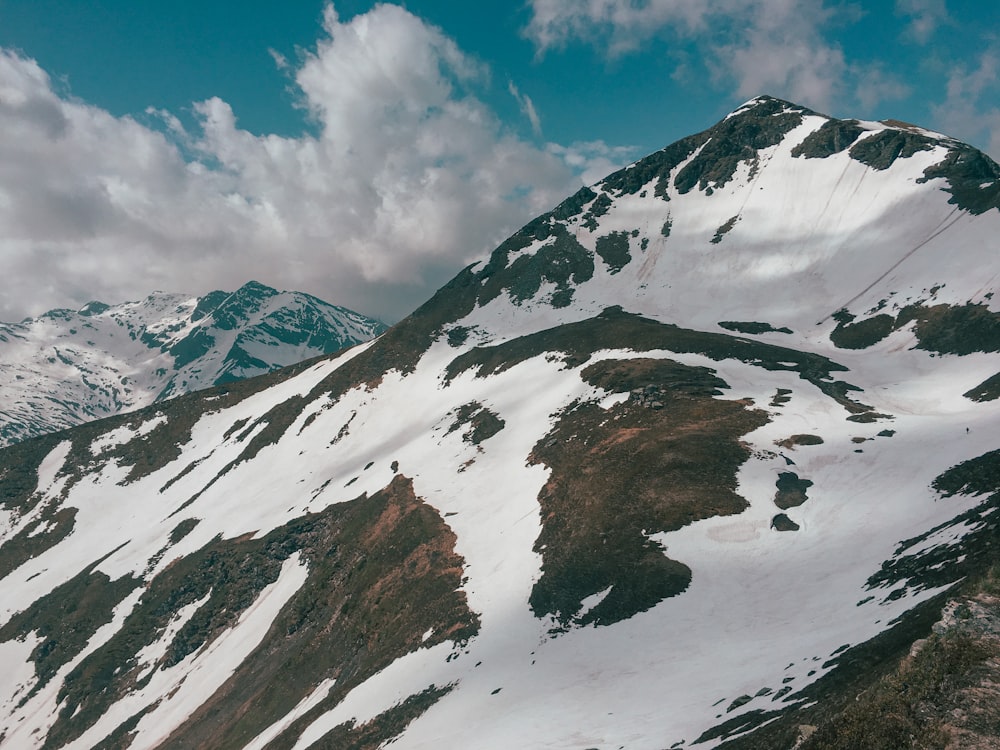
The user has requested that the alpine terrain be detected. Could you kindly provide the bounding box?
[3,95,1000,749]
[0,281,387,447]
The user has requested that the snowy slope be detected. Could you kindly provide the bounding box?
[0,281,386,446]
[2,96,1000,749]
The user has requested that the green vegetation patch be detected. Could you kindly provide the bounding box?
[303,684,452,750]
[799,629,998,750]
[0,506,77,581]
[446,402,505,445]
[864,449,1000,609]
[0,561,140,697]
[594,231,632,274]
[964,371,1000,402]
[719,321,792,335]
[527,357,768,629]
[901,302,1000,355]
[150,476,476,750]
[791,118,865,159]
[477,223,594,309]
[771,513,799,531]
[446,306,866,414]
[918,143,1000,215]
[770,388,792,407]
[0,432,65,518]
[832,302,1000,355]
[710,215,739,244]
[829,311,895,349]
[581,191,613,230]
[675,97,807,194]
[601,135,705,198]
[774,472,813,509]
[848,128,936,170]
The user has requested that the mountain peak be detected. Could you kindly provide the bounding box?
[3,104,1000,749]
[0,285,387,446]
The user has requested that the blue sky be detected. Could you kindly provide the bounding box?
[0,0,998,322]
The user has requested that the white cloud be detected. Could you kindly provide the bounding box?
[524,0,710,56]
[508,81,542,137]
[895,0,950,44]
[546,140,636,187]
[524,0,917,115]
[709,1,847,110]
[0,4,624,324]
[853,65,912,111]
[931,50,1000,158]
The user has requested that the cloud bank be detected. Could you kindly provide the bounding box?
[0,4,619,323]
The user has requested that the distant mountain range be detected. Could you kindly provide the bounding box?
[0,281,386,446]
[2,96,1000,749]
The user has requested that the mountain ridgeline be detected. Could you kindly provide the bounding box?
[0,281,387,446]
[2,96,1000,749]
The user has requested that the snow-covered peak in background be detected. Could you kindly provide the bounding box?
[2,97,1000,749]
[0,281,386,446]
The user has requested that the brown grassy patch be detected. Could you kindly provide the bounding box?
[527,357,768,628]
[156,475,477,750]
[37,476,477,750]
[776,434,825,449]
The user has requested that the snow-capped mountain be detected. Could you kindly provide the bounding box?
[2,96,1000,749]
[0,281,387,446]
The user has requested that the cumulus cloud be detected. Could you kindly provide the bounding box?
[0,4,622,324]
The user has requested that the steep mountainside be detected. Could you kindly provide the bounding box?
[0,281,387,446]
[2,96,1000,749]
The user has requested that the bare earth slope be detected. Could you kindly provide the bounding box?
[2,96,1000,749]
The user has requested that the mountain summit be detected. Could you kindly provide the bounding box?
[2,96,1000,749]
[0,281,387,446]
